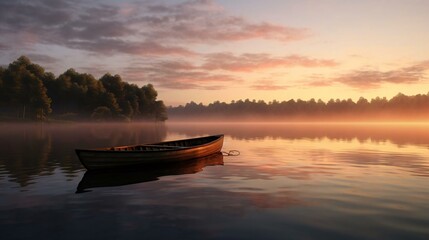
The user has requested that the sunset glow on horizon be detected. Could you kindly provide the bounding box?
[1,0,429,106]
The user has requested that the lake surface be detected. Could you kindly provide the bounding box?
[1,122,428,240]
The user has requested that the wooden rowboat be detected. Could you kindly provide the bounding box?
[75,134,224,170]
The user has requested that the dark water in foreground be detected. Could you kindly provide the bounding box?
[0,122,428,240]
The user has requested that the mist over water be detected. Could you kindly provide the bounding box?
[0,122,428,239]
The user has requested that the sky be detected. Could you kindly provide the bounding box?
[1,0,429,106]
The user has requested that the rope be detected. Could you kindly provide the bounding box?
[222,150,240,156]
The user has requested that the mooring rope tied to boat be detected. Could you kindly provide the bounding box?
[222,150,240,156]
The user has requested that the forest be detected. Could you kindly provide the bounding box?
[3,56,429,122]
[0,56,167,121]
[168,93,429,121]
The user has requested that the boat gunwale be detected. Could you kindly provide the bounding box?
[75,134,224,153]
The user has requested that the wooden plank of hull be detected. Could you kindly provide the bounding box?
[76,135,224,170]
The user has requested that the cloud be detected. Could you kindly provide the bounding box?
[0,0,195,56]
[202,53,338,72]
[335,70,417,89]
[404,60,429,72]
[122,62,241,90]
[304,61,429,89]
[144,70,239,90]
[0,0,308,57]
[144,60,198,71]
[142,17,308,43]
[0,0,72,29]
[121,53,334,90]
[138,1,308,43]
[66,40,196,56]
[26,54,58,64]
[116,53,337,90]
[0,43,7,51]
[60,20,134,41]
[250,80,289,91]
[335,62,429,89]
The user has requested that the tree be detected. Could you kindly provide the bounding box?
[91,106,112,121]
[0,56,168,121]
[100,73,140,117]
[123,83,141,117]
[100,73,124,100]
[137,84,165,119]
[20,71,52,119]
[153,100,168,121]
[54,69,120,116]
[1,56,52,119]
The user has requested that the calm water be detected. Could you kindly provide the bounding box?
[1,122,428,240]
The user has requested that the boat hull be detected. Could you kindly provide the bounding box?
[76,135,224,170]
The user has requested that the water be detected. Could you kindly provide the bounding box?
[0,122,428,240]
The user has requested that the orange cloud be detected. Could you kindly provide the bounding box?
[121,53,338,91]
[240,22,309,42]
[151,72,240,90]
[304,60,429,89]
[202,53,338,72]
[335,62,429,89]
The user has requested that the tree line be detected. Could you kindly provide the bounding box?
[0,56,167,121]
[168,93,429,121]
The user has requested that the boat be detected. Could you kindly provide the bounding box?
[76,152,224,193]
[75,134,224,170]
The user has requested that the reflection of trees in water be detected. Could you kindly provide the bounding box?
[0,124,52,187]
[0,123,167,186]
[168,123,429,178]
[167,123,429,147]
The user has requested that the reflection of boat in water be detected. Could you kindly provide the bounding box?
[76,135,224,170]
[76,152,224,193]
